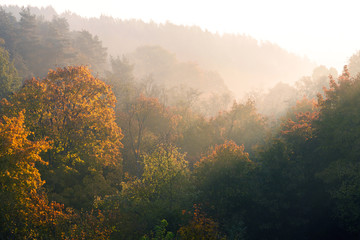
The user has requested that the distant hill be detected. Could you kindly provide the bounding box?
[2,5,315,97]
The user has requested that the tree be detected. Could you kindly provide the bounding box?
[0,111,52,238]
[103,144,191,239]
[0,8,18,57]
[0,45,21,100]
[2,66,123,209]
[253,138,321,240]
[176,110,216,165]
[38,16,73,72]
[295,65,337,99]
[177,205,226,240]
[256,82,298,119]
[315,66,360,235]
[119,94,179,175]
[348,50,360,76]
[105,55,137,112]
[17,7,42,77]
[0,7,109,78]
[122,144,190,215]
[71,30,107,74]
[211,100,267,155]
[194,141,255,238]
[142,219,175,240]
[0,8,31,78]
[251,68,360,239]
[281,97,319,147]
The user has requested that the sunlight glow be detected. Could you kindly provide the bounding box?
[2,0,360,70]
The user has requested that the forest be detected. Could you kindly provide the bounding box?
[1,6,360,240]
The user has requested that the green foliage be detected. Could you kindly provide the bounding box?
[3,5,360,239]
[176,111,215,164]
[17,8,42,76]
[71,30,108,73]
[119,94,180,175]
[122,143,190,211]
[106,56,137,112]
[141,145,189,199]
[141,219,175,240]
[0,7,108,78]
[251,67,360,239]
[194,141,255,237]
[0,8,18,56]
[253,139,311,239]
[315,67,360,234]
[0,45,21,100]
[120,144,189,204]
[102,144,192,239]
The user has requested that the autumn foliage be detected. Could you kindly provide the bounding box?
[0,111,112,239]
[178,205,225,240]
[281,97,319,142]
[2,15,360,238]
[0,111,50,238]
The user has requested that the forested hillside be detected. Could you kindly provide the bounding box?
[1,5,360,240]
[62,13,315,95]
[3,5,315,96]
[0,6,232,115]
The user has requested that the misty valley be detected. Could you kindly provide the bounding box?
[1,5,360,240]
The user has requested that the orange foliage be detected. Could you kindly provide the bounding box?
[195,140,250,168]
[3,66,123,167]
[281,98,319,141]
[178,205,225,240]
[318,66,352,109]
[0,111,60,238]
[281,111,319,141]
[0,111,113,238]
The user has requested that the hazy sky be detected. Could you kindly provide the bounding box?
[2,0,359,71]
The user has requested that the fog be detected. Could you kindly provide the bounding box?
[4,6,315,95]
[2,4,358,118]
[2,4,360,239]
